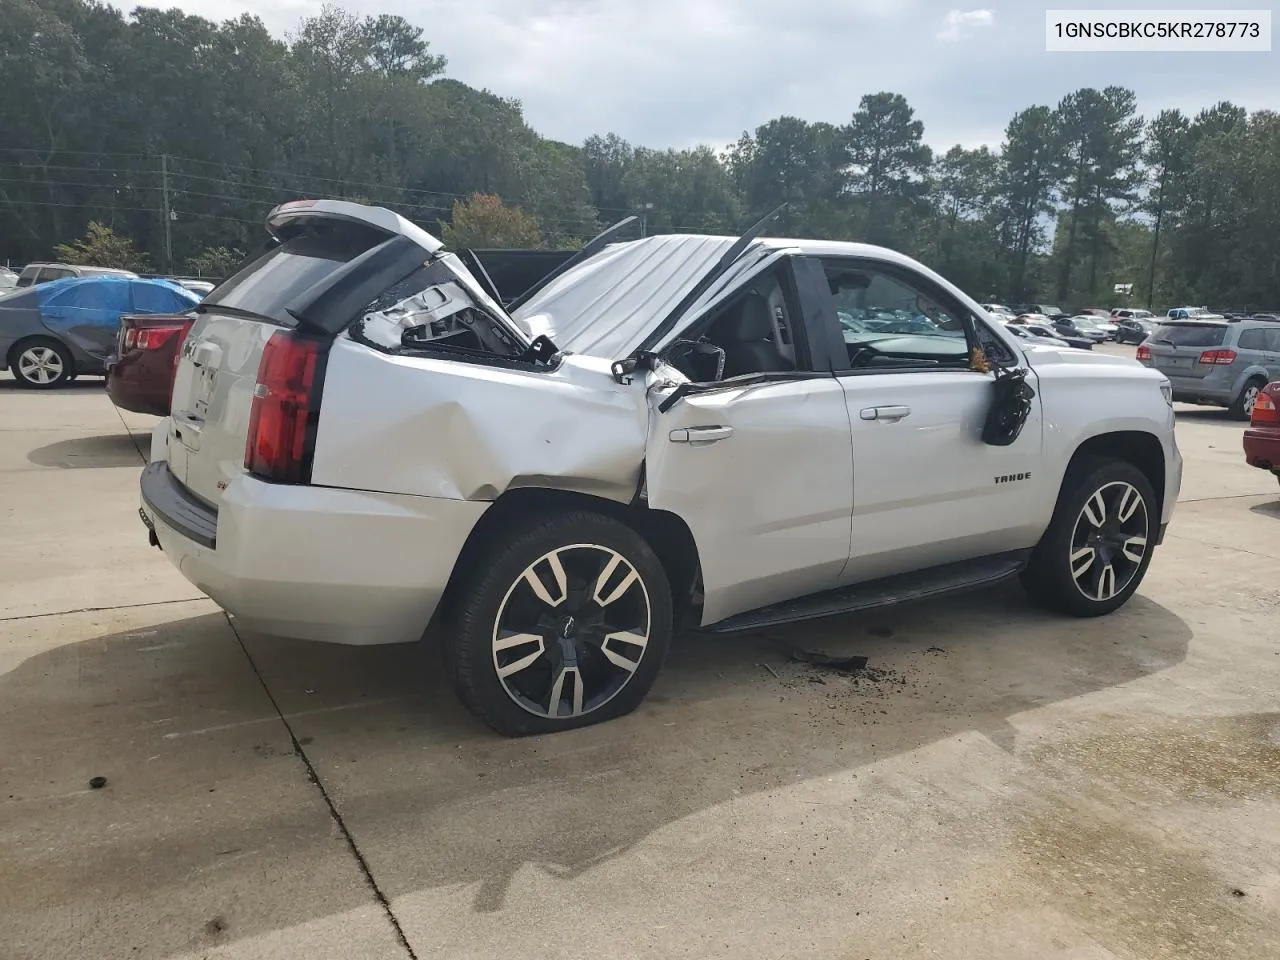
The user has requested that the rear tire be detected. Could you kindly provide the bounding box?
[10,337,74,389]
[1021,457,1157,617]
[1230,377,1266,421]
[443,510,673,737]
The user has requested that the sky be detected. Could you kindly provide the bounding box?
[142,0,1277,152]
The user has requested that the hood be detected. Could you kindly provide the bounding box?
[1021,343,1144,369]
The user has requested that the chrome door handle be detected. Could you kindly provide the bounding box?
[859,405,911,422]
[670,425,734,444]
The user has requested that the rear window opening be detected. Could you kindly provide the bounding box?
[348,260,525,362]
[201,221,388,327]
[1152,323,1227,348]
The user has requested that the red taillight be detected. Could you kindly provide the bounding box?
[1251,391,1280,425]
[1136,344,1151,361]
[172,319,193,374]
[136,325,183,350]
[1198,349,1237,365]
[244,332,325,484]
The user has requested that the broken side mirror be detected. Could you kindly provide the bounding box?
[665,339,725,383]
[981,366,1035,446]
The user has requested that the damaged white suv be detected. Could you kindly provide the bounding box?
[139,200,1182,736]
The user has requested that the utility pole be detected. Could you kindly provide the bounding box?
[160,153,173,274]
[639,202,653,237]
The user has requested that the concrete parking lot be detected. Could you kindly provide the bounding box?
[2,345,1279,960]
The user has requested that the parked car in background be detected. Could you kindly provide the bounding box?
[1076,308,1111,318]
[1021,321,1094,350]
[981,302,1015,318]
[1243,380,1280,485]
[1,275,200,388]
[1166,306,1211,320]
[15,262,137,287]
[1137,315,1280,419]
[1023,303,1066,319]
[1115,317,1158,344]
[1002,321,1086,349]
[105,312,195,415]
[1049,315,1107,343]
[1070,314,1118,340]
[1112,308,1153,321]
[139,199,1181,735]
[173,278,215,296]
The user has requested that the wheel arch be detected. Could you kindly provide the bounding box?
[433,486,703,630]
[7,333,77,376]
[1065,430,1166,520]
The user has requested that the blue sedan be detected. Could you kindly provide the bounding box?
[0,275,200,388]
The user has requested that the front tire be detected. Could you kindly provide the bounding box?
[1229,377,1266,421]
[443,510,673,736]
[10,337,74,389]
[1021,457,1157,617]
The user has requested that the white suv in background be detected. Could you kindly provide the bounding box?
[139,200,1182,736]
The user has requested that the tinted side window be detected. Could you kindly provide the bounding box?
[203,221,386,326]
[132,281,190,315]
[1267,329,1280,351]
[1237,328,1268,350]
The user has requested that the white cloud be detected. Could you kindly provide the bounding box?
[134,0,1280,155]
[936,8,994,42]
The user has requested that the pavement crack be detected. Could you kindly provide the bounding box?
[0,596,207,622]
[224,613,419,960]
[110,402,150,465]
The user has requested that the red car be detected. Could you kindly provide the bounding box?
[1243,380,1280,486]
[105,312,194,416]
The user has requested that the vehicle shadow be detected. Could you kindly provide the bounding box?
[230,582,1196,915]
[26,433,146,468]
[0,585,1194,956]
[1249,499,1280,519]
[1174,407,1241,424]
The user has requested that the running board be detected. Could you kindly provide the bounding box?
[703,550,1031,634]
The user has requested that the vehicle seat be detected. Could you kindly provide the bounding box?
[708,293,795,378]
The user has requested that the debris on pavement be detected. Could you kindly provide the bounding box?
[772,640,869,673]
[88,776,107,789]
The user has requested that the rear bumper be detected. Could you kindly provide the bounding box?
[1162,370,1234,405]
[140,459,490,645]
[1243,426,1280,471]
[106,349,174,417]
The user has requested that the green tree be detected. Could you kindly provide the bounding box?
[1051,87,1144,303]
[727,117,846,236]
[53,221,149,269]
[1141,109,1190,308]
[184,246,245,278]
[844,92,933,247]
[995,106,1061,300]
[440,193,543,249]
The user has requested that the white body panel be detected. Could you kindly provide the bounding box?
[838,369,1046,583]
[642,376,854,625]
[311,342,647,503]
[145,424,488,645]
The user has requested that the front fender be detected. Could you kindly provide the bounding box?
[1037,365,1180,525]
